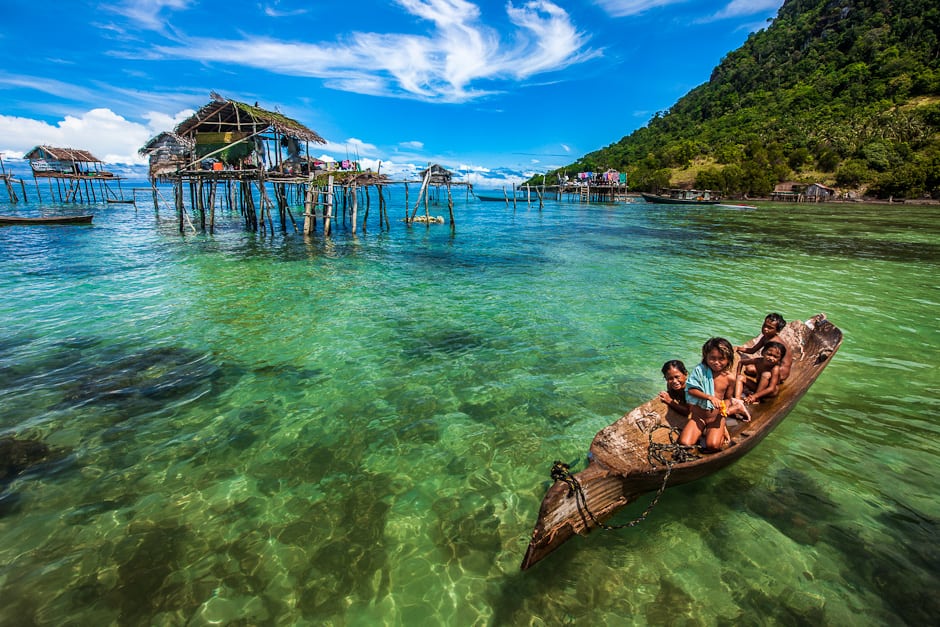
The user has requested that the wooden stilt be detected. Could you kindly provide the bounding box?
[447,183,455,230]
[351,183,358,234]
[303,181,316,235]
[324,175,334,236]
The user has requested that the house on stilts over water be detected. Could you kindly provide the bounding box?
[24,145,128,203]
[140,92,433,235]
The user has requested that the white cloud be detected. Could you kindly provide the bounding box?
[561,143,570,152]
[0,107,196,164]
[400,140,425,150]
[149,0,595,103]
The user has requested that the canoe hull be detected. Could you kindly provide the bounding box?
[0,215,94,225]
[520,314,842,570]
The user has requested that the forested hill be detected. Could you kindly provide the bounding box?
[541,0,940,199]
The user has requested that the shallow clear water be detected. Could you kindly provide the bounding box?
[0,188,937,625]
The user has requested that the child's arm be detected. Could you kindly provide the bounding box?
[736,336,765,355]
[687,386,719,409]
[659,390,690,414]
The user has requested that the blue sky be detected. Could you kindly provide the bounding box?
[0,0,782,185]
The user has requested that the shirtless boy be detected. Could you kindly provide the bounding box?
[736,313,793,382]
[735,341,787,404]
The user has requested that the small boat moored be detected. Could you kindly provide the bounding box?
[475,193,527,202]
[0,214,94,226]
[641,189,721,205]
[520,314,842,570]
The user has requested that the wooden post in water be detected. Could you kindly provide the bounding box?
[349,181,359,235]
[410,169,431,223]
[447,183,455,230]
[208,180,218,234]
[176,180,184,233]
[362,185,371,232]
[303,181,316,235]
[324,175,334,236]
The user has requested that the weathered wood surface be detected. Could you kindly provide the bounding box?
[520,314,843,570]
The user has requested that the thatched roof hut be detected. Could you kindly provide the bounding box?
[24,145,104,175]
[169,93,326,171]
[138,132,195,178]
[420,164,453,185]
[175,96,326,143]
[138,93,328,175]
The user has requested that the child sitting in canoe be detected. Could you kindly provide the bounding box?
[736,313,793,382]
[658,360,690,416]
[681,337,751,451]
[735,341,787,404]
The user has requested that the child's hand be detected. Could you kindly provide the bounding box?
[658,391,671,404]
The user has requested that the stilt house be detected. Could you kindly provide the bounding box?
[24,146,109,177]
[420,164,454,185]
[138,132,195,179]
[170,93,327,175]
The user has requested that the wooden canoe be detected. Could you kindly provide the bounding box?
[520,314,842,570]
[0,214,94,225]
[640,192,721,205]
[475,193,526,202]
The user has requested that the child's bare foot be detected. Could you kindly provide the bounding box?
[728,398,751,422]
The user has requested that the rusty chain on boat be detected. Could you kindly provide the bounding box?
[550,424,699,531]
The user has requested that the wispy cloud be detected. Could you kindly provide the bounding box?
[595,0,782,19]
[707,0,783,21]
[0,73,97,102]
[108,0,192,30]
[318,137,379,158]
[593,0,686,18]
[261,1,308,18]
[146,0,596,103]
[400,140,425,150]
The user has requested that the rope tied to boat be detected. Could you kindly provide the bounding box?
[550,424,699,532]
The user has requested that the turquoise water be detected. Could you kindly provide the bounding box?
[0,189,937,625]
